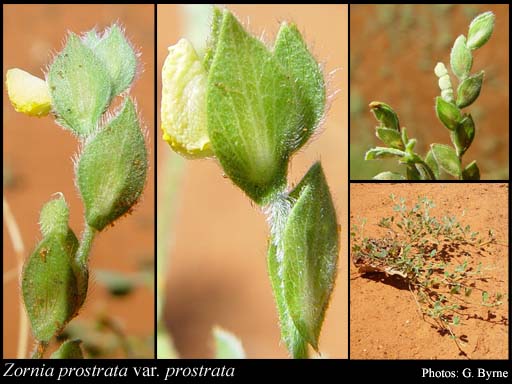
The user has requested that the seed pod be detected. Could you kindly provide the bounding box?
[467,11,495,50]
[77,98,147,231]
[22,196,83,342]
[5,68,51,117]
[161,38,212,158]
[456,71,484,108]
[369,101,400,131]
[450,35,472,80]
[435,97,462,131]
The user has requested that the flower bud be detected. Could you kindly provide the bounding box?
[450,35,472,80]
[467,11,495,50]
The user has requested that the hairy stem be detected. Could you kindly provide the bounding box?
[31,341,48,359]
[292,337,309,359]
[76,224,97,267]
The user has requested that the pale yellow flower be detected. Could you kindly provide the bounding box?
[161,39,212,158]
[6,68,51,117]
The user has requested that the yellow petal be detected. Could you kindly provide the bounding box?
[161,39,213,158]
[6,68,52,117]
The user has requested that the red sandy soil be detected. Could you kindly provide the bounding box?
[350,183,508,359]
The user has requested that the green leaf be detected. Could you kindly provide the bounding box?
[77,98,147,231]
[435,97,462,131]
[430,144,461,177]
[365,147,405,160]
[450,285,460,294]
[212,326,246,359]
[462,160,480,180]
[467,11,495,50]
[92,25,137,97]
[203,6,224,72]
[456,71,484,108]
[373,171,405,180]
[267,242,308,358]
[282,162,339,350]
[451,114,475,157]
[425,150,440,179]
[51,340,84,359]
[482,291,489,303]
[450,35,472,80]
[274,22,325,149]
[376,127,404,149]
[369,101,400,131]
[22,198,82,342]
[48,33,111,137]
[206,9,302,204]
[406,165,421,180]
[95,269,136,296]
[452,316,460,326]
[82,29,101,49]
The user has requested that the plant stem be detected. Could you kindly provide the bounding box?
[292,338,310,359]
[31,341,48,359]
[3,197,29,359]
[76,224,97,267]
[417,159,436,180]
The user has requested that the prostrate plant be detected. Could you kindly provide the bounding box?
[351,195,505,354]
[365,11,495,180]
[161,7,339,358]
[6,25,147,358]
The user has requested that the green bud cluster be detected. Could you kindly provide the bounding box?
[17,24,147,358]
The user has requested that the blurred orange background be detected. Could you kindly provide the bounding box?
[3,4,154,358]
[157,4,348,358]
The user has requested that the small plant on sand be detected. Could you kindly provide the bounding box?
[351,195,505,354]
[5,24,147,358]
[365,11,495,180]
[161,7,339,358]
